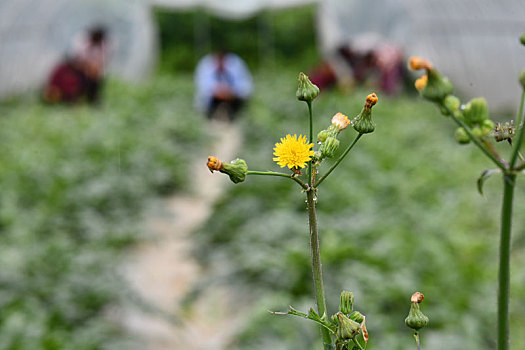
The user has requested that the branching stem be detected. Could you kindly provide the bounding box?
[314,133,363,188]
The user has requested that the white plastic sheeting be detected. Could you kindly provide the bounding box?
[0,0,157,98]
[317,0,525,110]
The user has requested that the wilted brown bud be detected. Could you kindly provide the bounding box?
[411,292,425,304]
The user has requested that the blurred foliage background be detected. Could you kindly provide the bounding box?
[0,4,524,350]
[0,77,205,348]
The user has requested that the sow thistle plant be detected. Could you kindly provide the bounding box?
[408,33,525,350]
[207,73,428,349]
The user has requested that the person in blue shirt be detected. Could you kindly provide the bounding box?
[194,50,253,120]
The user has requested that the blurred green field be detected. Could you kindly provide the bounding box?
[194,70,525,349]
[0,76,205,348]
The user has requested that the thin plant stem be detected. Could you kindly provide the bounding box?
[446,108,507,171]
[314,133,363,188]
[247,170,308,189]
[416,332,421,350]
[306,189,333,349]
[498,173,516,350]
[515,160,525,171]
[308,101,313,188]
[352,338,365,350]
[509,89,525,169]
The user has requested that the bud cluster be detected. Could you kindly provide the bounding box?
[408,56,497,145]
[330,291,369,348]
[314,113,350,161]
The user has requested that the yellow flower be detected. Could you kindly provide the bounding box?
[273,134,314,169]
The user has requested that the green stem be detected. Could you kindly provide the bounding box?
[446,108,507,171]
[306,189,332,349]
[247,170,308,189]
[352,338,365,350]
[498,173,516,350]
[515,160,525,171]
[509,89,525,169]
[308,101,314,188]
[314,133,363,188]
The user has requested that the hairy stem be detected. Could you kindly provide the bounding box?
[498,173,516,350]
[306,189,332,349]
[314,133,363,188]
[308,101,314,188]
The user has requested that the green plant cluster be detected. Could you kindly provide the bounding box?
[194,71,525,349]
[0,75,205,349]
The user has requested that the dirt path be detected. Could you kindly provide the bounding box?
[121,119,247,350]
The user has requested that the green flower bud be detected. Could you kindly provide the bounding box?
[296,72,320,102]
[405,302,429,330]
[421,69,454,103]
[464,97,489,124]
[519,70,525,90]
[405,292,429,331]
[520,32,525,46]
[481,119,495,136]
[455,127,470,144]
[348,310,364,323]
[220,158,248,184]
[339,291,354,314]
[471,126,483,138]
[320,136,340,158]
[443,95,460,114]
[317,130,330,143]
[353,93,378,134]
[336,312,361,341]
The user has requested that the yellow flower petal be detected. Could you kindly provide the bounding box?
[273,134,314,169]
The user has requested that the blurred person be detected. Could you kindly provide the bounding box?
[43,25,109,105]
[72,25,109,104]
[43,57,86,103]
[194,50,253,120]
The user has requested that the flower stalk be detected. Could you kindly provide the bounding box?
[306,188,333,349]
[498,174,516,350]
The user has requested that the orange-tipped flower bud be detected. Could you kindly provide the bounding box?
[207,156,222,172]
[353,93,378,134]
[409,56,433,71]
[331,112,351,131]
[365,93,378,108]
[415,74,428,91]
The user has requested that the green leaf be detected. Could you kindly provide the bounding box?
[477,168,501,195]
